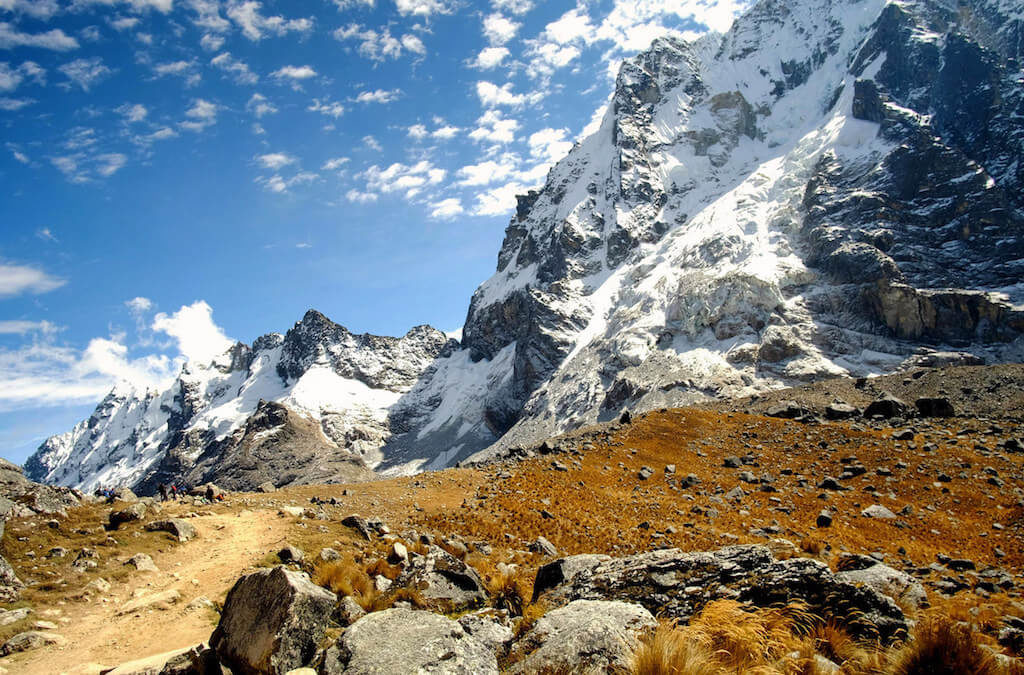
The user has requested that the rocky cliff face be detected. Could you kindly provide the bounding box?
[27,0,1024,491]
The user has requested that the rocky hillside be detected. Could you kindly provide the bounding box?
[28,0,1024,493]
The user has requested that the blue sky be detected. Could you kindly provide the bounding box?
[0,0,746,464]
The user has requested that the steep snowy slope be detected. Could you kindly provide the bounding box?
[28,0,1024,490]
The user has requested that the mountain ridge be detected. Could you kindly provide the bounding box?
[27,0,1024,492]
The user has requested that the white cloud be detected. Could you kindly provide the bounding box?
[308,97,344,118]
[333,24,423,62]
[345,188,377,204]
[490,0,533,14]
[133,126,177,144]
[483,13,519,45]
[271,64,316,82]
[9,146,29,162]
[211,52,257,84]
[362,135,382,152]
[96,152,126,177]
[227,1,314,41]
[394,0,451,17]
[153,59,201,86]
[476,80,527,107]
[199,32,225,51]
[152,300,233,366]
[408,122,460,141]
[180,97,217,131]
[0,61,44,92]
[472,180,529,216]
[354,88,400,104]
[258,170,318,193]
[361,160,445,199]
[109,16,139,31]
[432,124,460,140]
[322,156,348,170]
[0,22,79,51]
[0,0,60,20]
[189,0,231,32]
[473,46,509,69]
[58,57,111,90]
[116,102,148,122]
[35,227,57,243]
[429,198,463,219]
[333,0,374,8]
[0,262,65,298]
[468,109,518,144]
[246,92,276,117]
[0,96,32,110]
[457,158,517,186]
[125,296,153,314]
[528,126,573,163]
[256,152,295,170]
[407,123,428,140]
[0,320,57,335]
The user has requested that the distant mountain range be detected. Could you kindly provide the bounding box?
[28,0,1024,493]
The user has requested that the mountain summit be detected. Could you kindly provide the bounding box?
[28,0,1024,492]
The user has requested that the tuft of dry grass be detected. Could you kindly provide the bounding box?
[887,614,1002,675]
[684,600,803,670]
[631,621,726,675]
[488,569,529,616]
[799,535,827,557]
[312,559,376,610]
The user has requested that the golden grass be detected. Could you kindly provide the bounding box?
[488,569,528,616]
[887,614,1002,675]
[312,559,376,610]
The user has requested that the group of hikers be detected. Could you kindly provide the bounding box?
[94,482,224,504]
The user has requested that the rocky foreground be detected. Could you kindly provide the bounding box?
[0,365,1022,673]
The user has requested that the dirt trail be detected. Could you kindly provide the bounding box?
[15,508,291,675]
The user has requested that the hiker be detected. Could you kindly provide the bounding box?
[158,482,168,502]
[205,484,215,503]
[170,484,178,500]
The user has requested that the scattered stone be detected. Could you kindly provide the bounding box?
[816,510,833,528]
[116,589,182,615]
[319,548,341,563]
[0,630,66,655]
[278,545,304,563]
[323,608,497,675]
[835,555,927,610]
[637,466,654,480]
[258,481,277,493]
[529,536,558,557]
[864,395,910,419]
[766,401,805,419]
[723,456,742,468]
[915,397,955,417]
[107,503,147,529]
[825,402,859,420]
[391,546,487,612]
[341,514,374,540]
[144,518,197,542]
[508,600,657,674]
[211,566,336,675]
[386,542,408,566]
[332,595,366,627]
[124,553,159,573]
[861,505,897,520]
[0,607,31,626]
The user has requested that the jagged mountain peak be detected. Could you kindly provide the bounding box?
[28,0,1024,492]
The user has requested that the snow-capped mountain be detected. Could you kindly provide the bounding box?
[28,0,1024,491]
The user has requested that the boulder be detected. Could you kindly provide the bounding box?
[332,595,366,627]
[341,515,374,540]
[278,545,304,563]
[386,542,408,566]
[861,505,897,519]
[390,545,486,612]
[0,554,24,602]
[124,553,159,573]
[258,482,277,493]
[825,402,859,420]
[835,555,927,610]
[915,397,955,417]
[0,607,30,626]
[322,608,497,675]
[116,589,181,615]
[529,536,558,557]
[765,401,805,419]
[108,503,147,529]
[508,600,656,674]
[0,630,66,655]
[458,610,514,654]
[532,545,908,640]
[211,566,336,675]
[144,518,197,542]
[863,395,911,419]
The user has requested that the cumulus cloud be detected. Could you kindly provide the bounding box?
[468,109,518,144]
[188,0,231,32]
[152,300,233,366]
[483,13,519,45]
[473,46,509,69]
[354,88,400,104]
[308,97,344,118]
[333,24,424,62]
[211,52,257,84]
[360,160,445,199]
[246,92,276,117]
[199,32,225,51]
[227,1,314,41]
[0,61,44,92]
[255,152,295,169]
[180,98,217,131]
[321,157,348,170]
[0,22,79,51]
[116,102,148,122]
[476,80,528,107]
[35,227,58,243]
[125,296,153,314]
[429,198,463,219]
[491,0,533,14]
[152,59,201,86]
[271,64,316,82]
[58,57,111,90]
[345,188,377,203]
[394,0,451,17]
[0,96,33,110]
[0,262,65,298]
[0,0,60,20]
[0,320,57,335]
[457,158,517,186]
[472,180,530,216]
[528,126,573,163]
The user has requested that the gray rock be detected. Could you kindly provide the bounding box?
[861,505,897,519]
[532,545,908,640]
[124,553,159,573]
[864,395,911,419]
[341,514,374,540]
[108,502,147,529]
[915,397,955,417]
[387,542,408,566]
[144,518,197,542]
[0,607,30,626]
[0,630,66,655]
[391,545,486,612]
[508,600,656,674]
[836,556,927,610]
[211,566,335,675]
[0,554,24,602]
[458,610,514,654]
[816,510,833,528]
[323,608,497,675]
[529,536,558,557]
[332,595,366,627]
[278,545,304,563]
[319,548,341,563]
[825,402,859,420]
[258,481,276,493]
